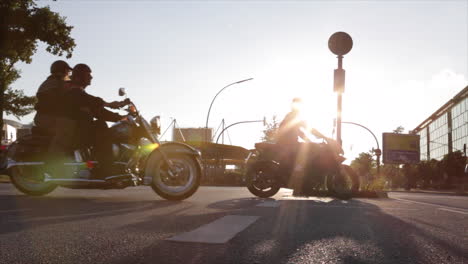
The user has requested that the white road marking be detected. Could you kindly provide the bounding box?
[166,215,259,244]
[393,198,468,214]
[437,208,468,215]
[256,201,280,207]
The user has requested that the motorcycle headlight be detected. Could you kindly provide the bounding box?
[150,116,161,135]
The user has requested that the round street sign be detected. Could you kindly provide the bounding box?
[328,32,353,56]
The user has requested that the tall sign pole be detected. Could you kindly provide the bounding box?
[328,32,353,146]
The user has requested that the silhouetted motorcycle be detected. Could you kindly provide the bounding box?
[245,129,359,198]
[5,88,202,200]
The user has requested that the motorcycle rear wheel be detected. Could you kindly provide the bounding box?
[148,153,201,201]
[10,166,57,196]
[246,163,280,198]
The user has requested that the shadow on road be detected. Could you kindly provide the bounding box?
[113,198,467,264]
[0,194,187,235]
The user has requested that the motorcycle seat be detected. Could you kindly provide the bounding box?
[18,132,51,147]
[31,126,54,137]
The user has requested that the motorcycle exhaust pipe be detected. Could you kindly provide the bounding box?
[45,178,106,183]
[44,174,133,184]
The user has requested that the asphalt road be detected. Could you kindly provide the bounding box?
[0,184,466,264]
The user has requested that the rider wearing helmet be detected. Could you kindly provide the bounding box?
[65,63,128,179]
[34,60,73,134]
[276,98,322,175]
[33,60,76,177]
[276,97,307,148]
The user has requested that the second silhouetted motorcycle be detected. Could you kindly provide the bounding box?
[245,129,360,198]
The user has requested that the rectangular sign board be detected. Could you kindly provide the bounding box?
[382,133,420,164]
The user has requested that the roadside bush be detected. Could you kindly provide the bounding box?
[367,177,387,191]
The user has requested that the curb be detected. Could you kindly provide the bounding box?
[389,190,468,197]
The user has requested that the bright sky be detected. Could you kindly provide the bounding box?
[7,0,468,163]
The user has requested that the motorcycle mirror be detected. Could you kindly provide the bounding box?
[118,88,126,96]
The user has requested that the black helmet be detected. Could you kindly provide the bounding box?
[72,63,92,75]
[71,63,92,87]
[50,60,72,74]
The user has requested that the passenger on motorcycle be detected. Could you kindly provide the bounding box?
[33,60,76,176]
[34,60,74,145]
[64,63,129,179]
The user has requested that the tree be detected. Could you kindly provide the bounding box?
[381,163,404,188]
[0,0,75,141]
[393,126,404,134]
[441,150,465,187]
[261,116,279,142]
[416,160,433,188]
[350,151,376,188]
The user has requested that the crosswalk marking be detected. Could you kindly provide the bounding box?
[166,215,260,244]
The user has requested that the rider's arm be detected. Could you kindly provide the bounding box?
[70,88,105,109]
[68,89,123,121]
[94,107,123,122]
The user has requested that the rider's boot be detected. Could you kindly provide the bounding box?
[91,164,129,180]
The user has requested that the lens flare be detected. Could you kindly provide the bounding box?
[141,143,160,154]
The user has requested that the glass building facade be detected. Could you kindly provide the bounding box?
[451,97,468,155]
[413,86,468,161]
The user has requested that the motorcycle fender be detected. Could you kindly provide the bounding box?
[142,142,202,185]
[158,142,202,157]
[246,160,280,175]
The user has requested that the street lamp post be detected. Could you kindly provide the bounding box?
[342,121,381,175]
[328,32,353,146]
[205,78,254,142]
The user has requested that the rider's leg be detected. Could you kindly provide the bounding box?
[36,115,76,178]
[92,120,122,179]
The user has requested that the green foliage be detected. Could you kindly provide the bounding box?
[441,151,465,179]
[350,151,375,177]
[392,126,404,134]
[378,151,466,190]
[0,0,75,140]
[5,87,36,118]
[261,115,279,142]
[350,151,378,189]
[368,177,387,191]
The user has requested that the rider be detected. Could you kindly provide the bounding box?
[276,97,308,156]
[64,63,128,179]
[34,60,73,138]
[276,98,322,171]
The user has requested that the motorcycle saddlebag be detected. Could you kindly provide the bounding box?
[8,134,50,161]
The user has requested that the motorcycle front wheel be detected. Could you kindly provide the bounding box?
[10,166,57,196]
[246,162,280,198]
[147,153,201,201]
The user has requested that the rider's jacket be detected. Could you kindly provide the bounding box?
[276,110,306,146]
[63,85,121,124]
[34,75,69,117]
